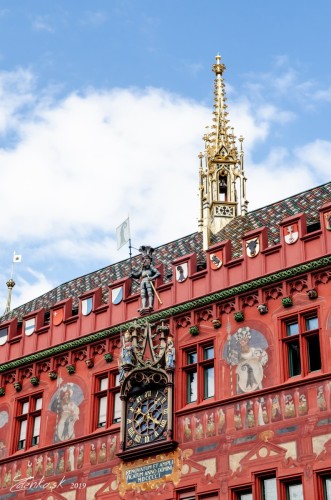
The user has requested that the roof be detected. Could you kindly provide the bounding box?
[211,181,331,253]
[2,181,331,323]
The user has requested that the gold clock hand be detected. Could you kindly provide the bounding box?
[148,398,161,412]
[146,413,161,425]
[135,407,146,416]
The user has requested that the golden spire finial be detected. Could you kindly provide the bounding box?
[212,54,226,76]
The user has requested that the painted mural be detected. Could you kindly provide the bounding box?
[49,381,84,443]
[223,326,268,394]
[178,382,329,444]
[0,434,119,493]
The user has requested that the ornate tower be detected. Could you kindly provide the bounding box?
[198,55,248,249]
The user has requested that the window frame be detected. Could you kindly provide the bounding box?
[323,477,331,500]
[316,472,331,499]
[255,471,278,500]
[280,478,304,500]
[94,370,121,429]
[177,488,196,500]
[183,340,215,406]
[232,474,305,500]
[15,393,43,452]
[230,486,252,500]
[281,308,321,380]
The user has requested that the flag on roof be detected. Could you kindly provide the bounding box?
[116,217,130,250]
[13,252,22,263]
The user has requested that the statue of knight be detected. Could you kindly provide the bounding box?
[131,246,161,313]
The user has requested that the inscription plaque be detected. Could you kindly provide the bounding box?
[126,459,174,484]
[115,450,182,497]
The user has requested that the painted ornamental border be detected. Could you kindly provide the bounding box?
[1,255,331,373]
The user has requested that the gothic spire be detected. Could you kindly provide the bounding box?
[198,55,248,250]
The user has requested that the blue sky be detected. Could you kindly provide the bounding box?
[0,1,331,311]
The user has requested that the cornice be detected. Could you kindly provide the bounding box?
[1,255,330,373]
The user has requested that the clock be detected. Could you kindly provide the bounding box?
[126,388,168,447]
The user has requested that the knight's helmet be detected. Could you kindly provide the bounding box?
[139,246,155,263]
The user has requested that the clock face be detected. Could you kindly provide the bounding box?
[126,388,168,446]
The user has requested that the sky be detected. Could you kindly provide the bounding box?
[0,1,331,311]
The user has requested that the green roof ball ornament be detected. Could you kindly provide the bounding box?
[104,353,113,363]
[212,318,222,329]
[48,371,57,380]
[14,382,22,392]
[282,297,293,308]
[234,311,244,322]
[257,303,268,315]
[66,365,76,375]
[189,325,200,336]
[307,288,318,300]
[30,376,39,386]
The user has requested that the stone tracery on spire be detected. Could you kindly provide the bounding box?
[207,55,239,163]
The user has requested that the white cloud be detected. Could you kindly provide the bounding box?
[230,98,270,153]
[313,87,331,102]
[294,139,331,179]
[243,60,317,111]
[13,269,55,309]
[0,68,35,133]
[0,79,211,267]
[80,11,108,26]
[246,139,331,211]
[247,148,315,210]
[31,15,55,33]
[0,268,55,312]
[272,69,297,94]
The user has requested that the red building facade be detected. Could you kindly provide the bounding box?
[0,59,331,500]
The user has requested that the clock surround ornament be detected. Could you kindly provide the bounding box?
[117,320,177,461]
